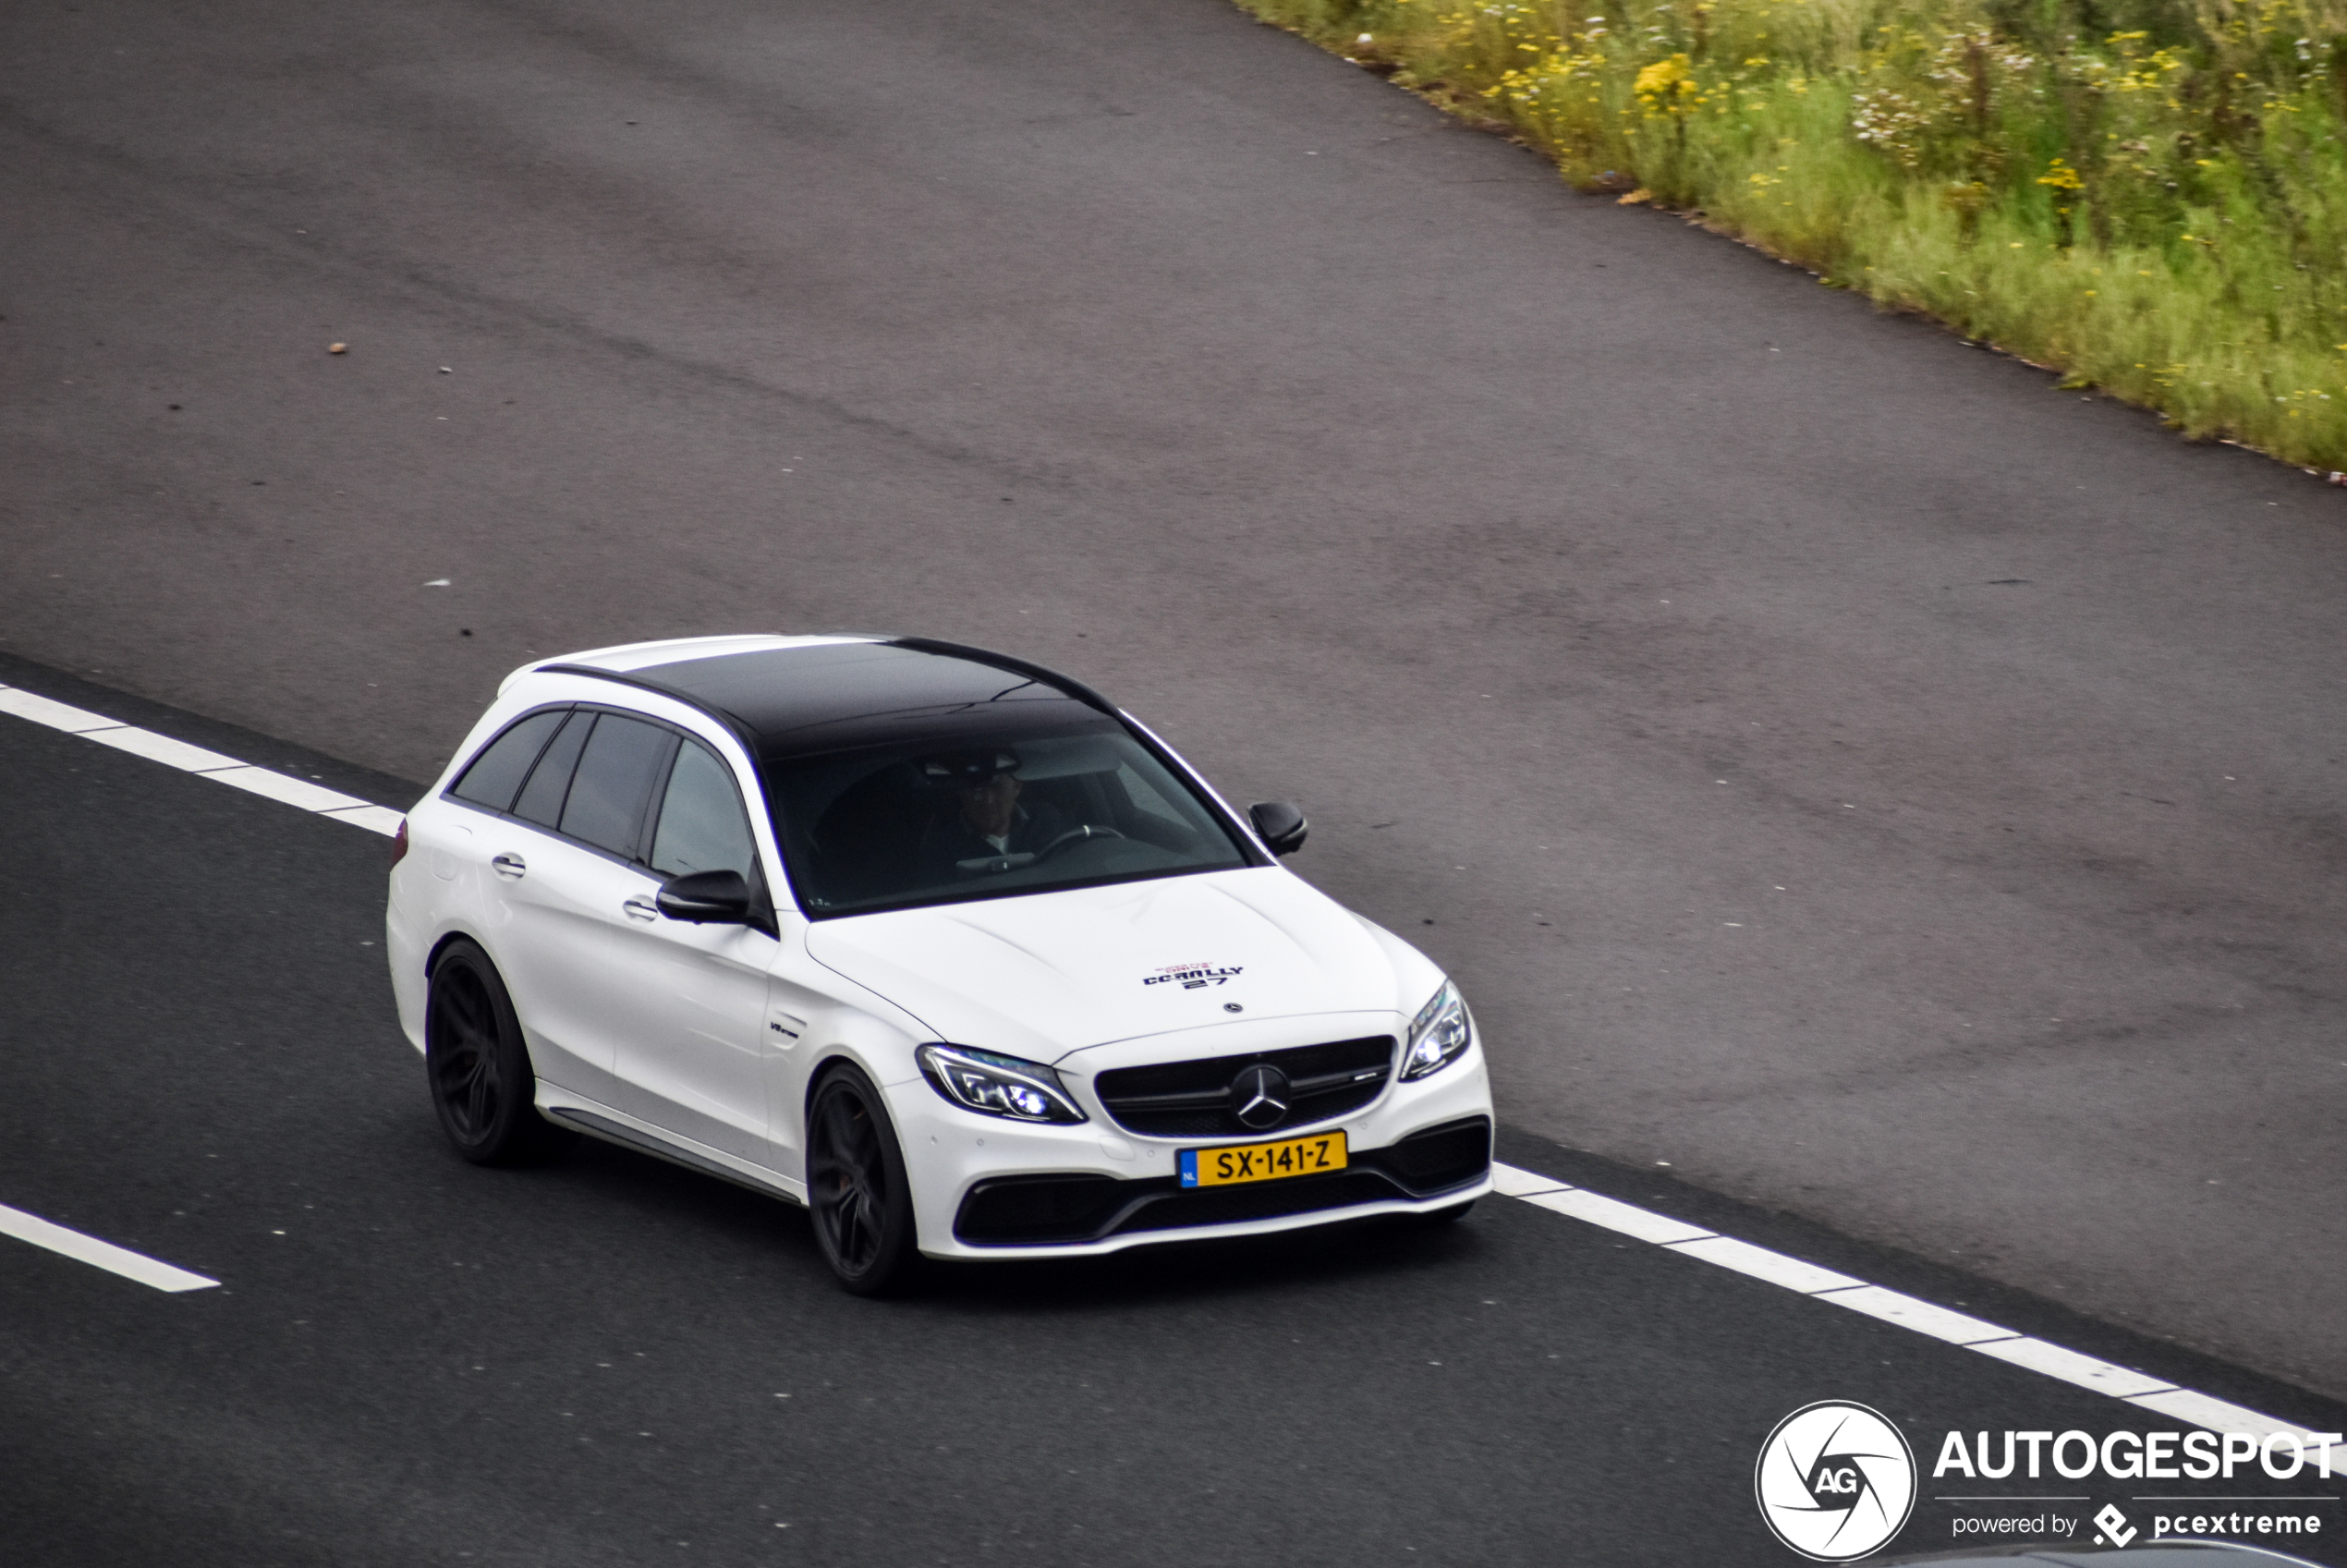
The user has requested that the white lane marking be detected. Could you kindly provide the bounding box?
[0,684,403,837]
[83,725,247,772]
[202,765,370,814]
[1489,1162,1571,1198]
[0,687,124,732]
[1519,1185,1713,1244]
[0,1202,218,1292]
[1973,1334,2177,1398]
[318,803,407,835]
[2,684,2334,1437]
[1663,1234,1865,1295]
[1813,1283,2022,1346]
[1490,1161,2345,1476]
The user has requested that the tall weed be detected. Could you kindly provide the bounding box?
[1241,0,2347,465]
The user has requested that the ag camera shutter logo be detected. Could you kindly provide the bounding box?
[1755,1401,1917,1562]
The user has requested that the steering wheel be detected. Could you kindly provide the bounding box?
[1034,824,1126,860]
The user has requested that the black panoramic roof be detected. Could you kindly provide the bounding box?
[552,638,1119,760]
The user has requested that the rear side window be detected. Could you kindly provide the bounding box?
[560,714,675,857]
[449,709,567,812]
[513,711,593,828]
[651,740,758,880]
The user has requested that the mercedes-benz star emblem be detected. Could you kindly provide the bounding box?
[1230,1064,1290,1131]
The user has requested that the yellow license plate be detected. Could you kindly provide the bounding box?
[1179,1131,1348,1188]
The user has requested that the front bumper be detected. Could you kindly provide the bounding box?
[884,1043,1493,1260]
[955,1115,1490,1246]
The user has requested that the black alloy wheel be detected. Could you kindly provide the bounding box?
[424,940,574,1166]
[806,1064,918,1295]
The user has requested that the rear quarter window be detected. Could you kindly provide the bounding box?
[448,708,568,812]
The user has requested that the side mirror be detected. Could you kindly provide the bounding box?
[656,869,753,924]
[1247,800,1308,857]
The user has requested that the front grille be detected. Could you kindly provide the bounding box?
[1091,1035,1394,1136]
[951,1116,1492,1246]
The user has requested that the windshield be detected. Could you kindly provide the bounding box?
[763,715,1258,917]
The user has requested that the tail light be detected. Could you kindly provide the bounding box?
[390,818,410,868]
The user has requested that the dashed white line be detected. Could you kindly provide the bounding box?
[1490,1161,2346,1475]
[0,684,416,1300]
[0,683,403,836]
[0,1202,217,1293]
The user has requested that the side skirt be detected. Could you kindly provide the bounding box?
[544,1103,807,1207]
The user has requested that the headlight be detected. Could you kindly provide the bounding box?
[917,1044,1088,1124]
[1401,981,1473,1081]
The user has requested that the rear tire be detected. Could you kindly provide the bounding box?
[424,940,575,1166]
[805,1064,919,1295]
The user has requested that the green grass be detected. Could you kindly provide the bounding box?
[1238,0,2347,468]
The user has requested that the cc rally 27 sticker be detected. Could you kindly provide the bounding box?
[1143,962,1243,991]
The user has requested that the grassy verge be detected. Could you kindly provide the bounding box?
[1237,0,2347,468]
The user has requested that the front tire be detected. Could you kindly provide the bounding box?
[424,940,574,1166]
[806,1064,918,1295]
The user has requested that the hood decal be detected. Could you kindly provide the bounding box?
[803,869,1420,1063]
[1143,962,1244,990]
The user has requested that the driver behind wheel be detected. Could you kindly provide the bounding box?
[918,749,1066,876]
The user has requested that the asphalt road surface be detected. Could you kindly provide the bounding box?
[3,701,2342,1565]
[3,0,2343,1517]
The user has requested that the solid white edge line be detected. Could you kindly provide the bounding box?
[1489,1163,1571,1198]
[317,803,407,836]
[1662,1234,1866,1295]
[203,766,370,813]
[0,687,403,835]
[1812,1283,2022,1346]
[81,724,249,773]
[0,685,125,733]
[1518,1185,1712,1245]
[0,1203,217,1293]
[6,695,2337,1439]
[1972,1334,2176,1398]
[1489,1161,2342,1463]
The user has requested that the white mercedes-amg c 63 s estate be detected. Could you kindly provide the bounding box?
[386,635,1493,1292]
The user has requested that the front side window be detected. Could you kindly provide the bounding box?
[764,717,1254,917]
[651,739,759,881]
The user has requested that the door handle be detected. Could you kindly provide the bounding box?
[491,853,527,880]
[622,894,660,922]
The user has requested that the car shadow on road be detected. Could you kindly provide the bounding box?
[917,1215,1486,1318]
[541,1127,1485,1316]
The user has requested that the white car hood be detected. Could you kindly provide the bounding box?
[803,869,1429,1063]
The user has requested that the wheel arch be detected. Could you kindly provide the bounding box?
[424,926,492,981]
[802,1046,890,1119]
